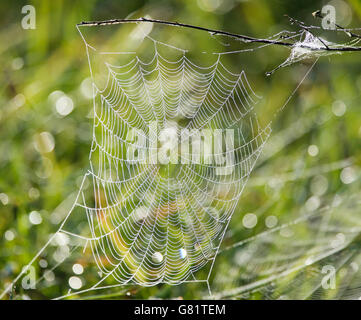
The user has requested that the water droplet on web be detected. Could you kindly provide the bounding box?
[72,263,84,275]
[69,276,82,290]
[39,259,48,268]
[152,252,163,263]
[179,248,187,259]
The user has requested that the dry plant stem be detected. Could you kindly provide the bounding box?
[77,17,361,52]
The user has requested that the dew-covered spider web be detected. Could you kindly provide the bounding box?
[2,19,361,300]
[61,24,273,294]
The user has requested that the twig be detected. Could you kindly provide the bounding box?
[78,17,294,47]
[77,17,361,52]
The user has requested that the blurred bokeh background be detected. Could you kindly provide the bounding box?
[0,0,360,299]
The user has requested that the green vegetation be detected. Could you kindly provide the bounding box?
[0,0,361,300]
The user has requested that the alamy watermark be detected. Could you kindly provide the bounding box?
[321,265,336,290]
[21,5,36,30]
[321,4,336,30]
[21,266,36,290]
[126,121,235,175]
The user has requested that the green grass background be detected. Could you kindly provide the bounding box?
[0,0,361,299]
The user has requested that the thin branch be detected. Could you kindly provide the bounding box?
[77,17,361,52]
[78,17,294,47]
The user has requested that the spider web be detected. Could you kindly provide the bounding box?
[65,37,272,290]
[4,20,356,300]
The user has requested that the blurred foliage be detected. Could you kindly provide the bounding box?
[0,0,361,300]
